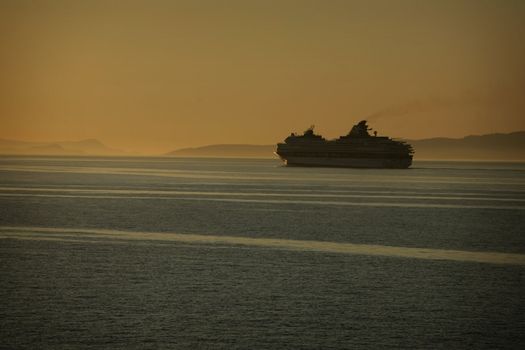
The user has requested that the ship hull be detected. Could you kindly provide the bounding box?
[278,155,412,169]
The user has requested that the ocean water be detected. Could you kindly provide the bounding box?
[0,156,524,349]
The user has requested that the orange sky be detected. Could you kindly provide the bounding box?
[1,0,524,154]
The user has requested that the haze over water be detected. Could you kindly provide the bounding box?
[1,156,524,348]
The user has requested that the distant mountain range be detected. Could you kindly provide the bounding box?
[167,131,525,161]
[0,138,124,156]
[407,132,525,160]
[2,131,523,160]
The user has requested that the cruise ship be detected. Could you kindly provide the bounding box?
[276,120,414,168]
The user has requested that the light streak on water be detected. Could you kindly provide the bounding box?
[2,226,524,266]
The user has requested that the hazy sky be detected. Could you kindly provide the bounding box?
[1,0,524,153]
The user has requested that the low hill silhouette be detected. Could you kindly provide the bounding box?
[408,132,525,160]
[166,131,525,161]
[167,144,273,158]
[0,138,124,156]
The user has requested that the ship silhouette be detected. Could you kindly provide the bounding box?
[276,120,414,168]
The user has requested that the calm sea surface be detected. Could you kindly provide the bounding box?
[1,156,524,349]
